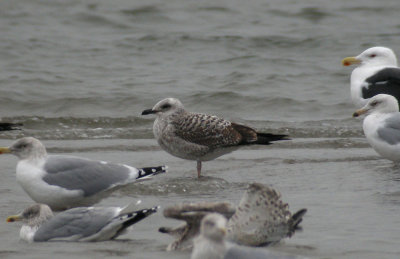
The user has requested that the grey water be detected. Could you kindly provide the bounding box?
[0,0,400,258]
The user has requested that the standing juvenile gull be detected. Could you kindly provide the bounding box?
[6,203,159,242]
[0,137,167,210]
[342,46,400,107]
[353,94,400,162]
[159,183,306,250]
[191,213,303,259]
[142,98,288,177]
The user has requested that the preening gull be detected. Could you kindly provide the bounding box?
[142,98,288,177]
[342,46,400,107]
[6,202,159,242]
[159,183,306,250]
[353,94,400,162]
[191,213,304,259]
[0,137,167,210]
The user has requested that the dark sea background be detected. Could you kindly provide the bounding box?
[0,0,400,258]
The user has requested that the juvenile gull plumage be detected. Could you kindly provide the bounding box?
[353,94,400,162]
[142,98,288,177]
[0,137,167,210]
[191,213,303,259]
[342,46,400,107]
[159,183,306,250]
[6,203,158,242]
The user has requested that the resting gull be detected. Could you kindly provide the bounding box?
[353,94,400,161]
[159,183,307,250]
[191,213,303,259]
[342,46,400,107]
[6,202,158,242]
[0,137,167,210]
[142,98,288,177]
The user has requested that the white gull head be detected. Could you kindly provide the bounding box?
[191,213,228,259]
[353,94,399,117]
[355,46,397,68]
[6,137,48,160]
[200,213,227,242]
[7,203,54,242]
[142,98,185,117]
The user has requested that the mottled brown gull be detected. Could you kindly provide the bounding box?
[0,137,167,210]
[191,213,304,259]
[6,202,158,242]
[159,183,307,250]
[142,98,288,177]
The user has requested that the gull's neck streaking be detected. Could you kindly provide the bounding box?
[9,137,48,162]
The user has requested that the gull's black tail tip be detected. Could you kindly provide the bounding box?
[137,165,168,179]
[255,132,290,144]
[0,122,23,131]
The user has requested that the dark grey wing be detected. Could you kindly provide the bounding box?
[225,246,299,259]
[377,114,400,145]
[173,113,255,148]
[43,155,134,196]
[363,68,400,105]
[33,207,117,242]
[227,183,306,246]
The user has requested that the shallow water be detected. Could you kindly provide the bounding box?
[0,0,400,258]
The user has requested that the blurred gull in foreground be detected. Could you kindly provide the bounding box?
[142,98,288,177]
[160,183,307,250]
[0,137,167,210]
[353,94,400,162]
[191,213,305,259]
[6,202,158,242]
[342,46,400,107]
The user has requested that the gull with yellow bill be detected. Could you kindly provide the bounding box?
[0,137,167,210]
[342,46,400,108]
[353,94,400,162]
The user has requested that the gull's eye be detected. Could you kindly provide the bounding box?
[370,100,379,106]
[369,54,377,58]
[204,220,215,228]
[161,104,171,109]
[17,143,28,149]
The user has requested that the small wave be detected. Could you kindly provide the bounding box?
[120,5,170,22]
[72,12,131,29]
[0,115,364,141]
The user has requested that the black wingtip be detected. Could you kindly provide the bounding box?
[115,206,160,238]
[137,165,168,179]
[255,133,290,144]
[0,122,23,131]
